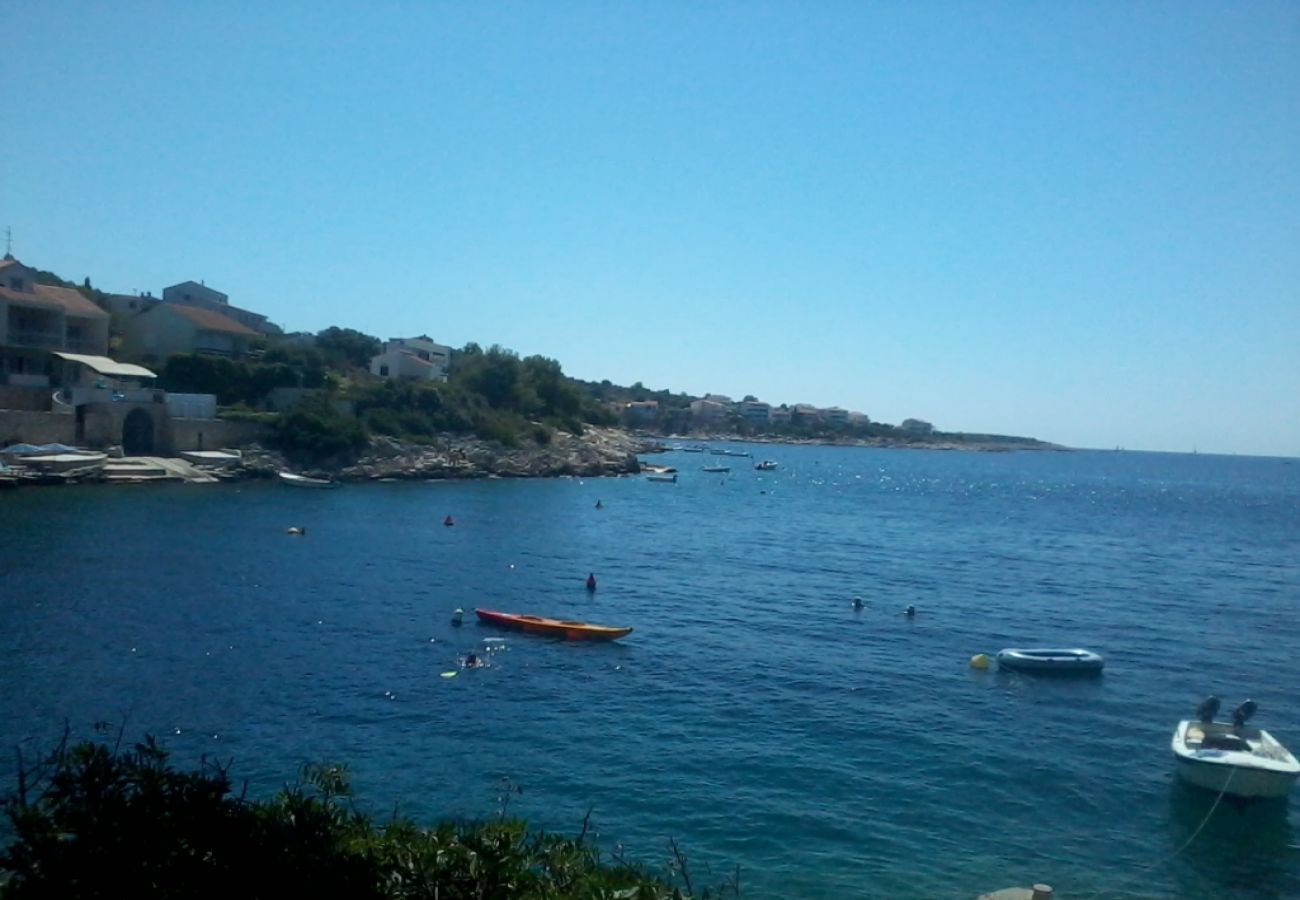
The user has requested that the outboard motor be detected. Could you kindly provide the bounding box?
[1196,695,1221,724]
[1231,699,1258,730]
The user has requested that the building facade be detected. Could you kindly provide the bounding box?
[369,337,452,382]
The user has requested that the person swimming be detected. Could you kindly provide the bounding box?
[595,500,604,509]
[586,573,597,591]
[852,597,865,611]
[463,652,483,668]
[904,605,916,617]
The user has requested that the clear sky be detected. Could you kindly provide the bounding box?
[7,3,1298,456]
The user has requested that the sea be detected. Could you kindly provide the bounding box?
[2,444,1298,899]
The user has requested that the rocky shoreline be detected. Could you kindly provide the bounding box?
[241,426,652,482]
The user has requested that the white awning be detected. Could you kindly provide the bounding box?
[51,352,157,379]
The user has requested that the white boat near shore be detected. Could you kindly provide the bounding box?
[278,471,338,488]
[1172,698,1299,800]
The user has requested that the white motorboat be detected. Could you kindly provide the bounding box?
[278,470,338,488]
[701,464,730,473]
[995,647,1104,673]
[1172,698,1299,799]
[754,460,778,471]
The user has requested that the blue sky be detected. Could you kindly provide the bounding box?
[8,3,1298,456]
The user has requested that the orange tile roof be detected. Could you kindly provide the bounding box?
[167,303,260,336]
[0,283,108,319]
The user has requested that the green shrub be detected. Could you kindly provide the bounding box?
[0,736,732,899]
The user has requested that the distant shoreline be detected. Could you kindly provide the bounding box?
[643,433,1069,454]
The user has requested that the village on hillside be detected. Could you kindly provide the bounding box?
[1,251,1036,485]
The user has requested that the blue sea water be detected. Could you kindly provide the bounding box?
[2,445,1299,898]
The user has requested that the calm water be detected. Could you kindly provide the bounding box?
[2,446,1299,898]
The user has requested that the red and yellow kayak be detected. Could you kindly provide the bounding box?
[474,608,633,641]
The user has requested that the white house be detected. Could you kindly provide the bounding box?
[369,336,451,382]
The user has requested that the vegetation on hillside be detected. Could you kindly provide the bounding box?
[0,733,734,899]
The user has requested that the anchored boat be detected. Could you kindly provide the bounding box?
[996,648,1104,674]
[1172,697,1299,799]
[474,608,632,641]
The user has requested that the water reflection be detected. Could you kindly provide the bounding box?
[1166,780,1296,899]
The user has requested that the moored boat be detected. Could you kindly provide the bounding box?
[1172,698,1299,799]
[754,460,778,471]
[996,647,1104,673]
[474,608,632,641]
[701,464,730,473]
[646,473,677,483]
[278,470,338,488]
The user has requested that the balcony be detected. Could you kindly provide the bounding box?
[7,329,64,350]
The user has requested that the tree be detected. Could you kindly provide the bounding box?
[315,327,381,369]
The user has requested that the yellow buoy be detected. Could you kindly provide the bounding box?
[970,653,990,670]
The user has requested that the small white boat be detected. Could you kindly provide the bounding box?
[1172,698,1299,799]
[646,473,677,483]
[996,647,1104,673]
[754,460,778,471]
[278,470,337,488]
[701,464,730,473]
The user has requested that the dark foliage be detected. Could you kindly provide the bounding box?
[0,736,734,900]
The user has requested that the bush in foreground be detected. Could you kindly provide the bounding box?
[0,736,734,899]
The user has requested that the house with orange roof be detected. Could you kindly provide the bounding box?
[0,255,110,388]
[162,280,281,335]
[120,302,260,366]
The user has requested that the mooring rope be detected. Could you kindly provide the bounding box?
[1079,767,1236,900]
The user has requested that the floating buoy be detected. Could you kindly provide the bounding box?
[970,653,990,670]
[451,608,464,626]
[286,526,305,536]
[444,515,454,527]
[586,573,597,592]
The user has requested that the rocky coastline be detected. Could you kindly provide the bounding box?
[243,426,652,482]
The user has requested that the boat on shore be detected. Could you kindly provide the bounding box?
[996,647,1104,674]
[278,471,338,488]
[474,608,632,641]
[1172,698,1299,799]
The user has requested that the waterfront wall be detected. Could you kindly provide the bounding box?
[168,418,264,452]
[0,411,73,445]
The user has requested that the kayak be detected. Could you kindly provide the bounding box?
[474,608,632,641]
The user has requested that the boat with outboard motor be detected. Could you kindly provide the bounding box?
[754,460,778,471]
[995,647,1104,673]
[474,608,632,641]
[1172,697,1299,799]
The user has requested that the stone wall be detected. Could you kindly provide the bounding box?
[167,418,265,452]
[0,410,75,446]
[0,385,53,411]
